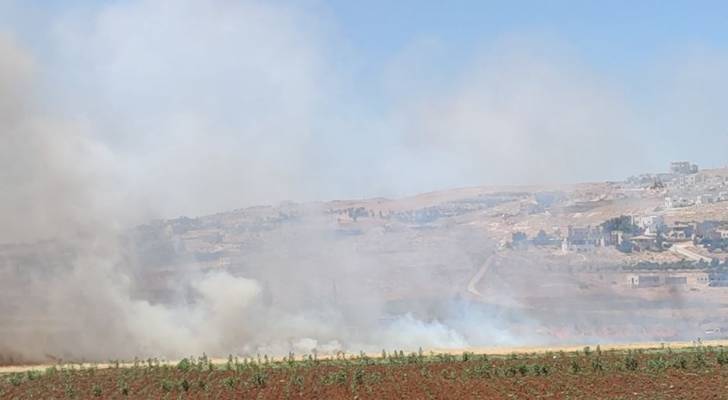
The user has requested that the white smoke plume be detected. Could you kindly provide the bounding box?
[1,1,728,363]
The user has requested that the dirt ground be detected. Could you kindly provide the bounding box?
[3,344,728,399]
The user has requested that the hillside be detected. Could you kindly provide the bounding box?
[3,166,728,361]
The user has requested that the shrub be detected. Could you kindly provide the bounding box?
[161,379,174,392]
[177,358,192,372]
[118,381,130,396]
[693,351,707,369]
[531,364,542,376]
[223,376,237,389]
[321,369,348,385]
[671,357,688,370]
[468,362,492,378]
[624,352,638,371]
[8,374,22,387]
[25,370,40,381]
[591,358,604,372]
[64,384,75,397]
[570,360,581,374]
[353,368,365,386]
[291,374,305,389]
[440,368,458,380]
[250,370,268,388]
[648,357,667,372]
[717,349,728,366]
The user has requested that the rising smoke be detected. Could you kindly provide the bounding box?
[0,29,483,362]
[1,0,727,363]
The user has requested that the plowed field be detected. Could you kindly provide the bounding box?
[3,346,728,399]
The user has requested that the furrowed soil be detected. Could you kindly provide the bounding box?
[3,347,728,399]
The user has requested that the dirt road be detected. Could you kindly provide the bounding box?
[466,253,494,297]
[670,241,713,262]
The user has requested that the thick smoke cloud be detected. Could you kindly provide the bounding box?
[1,1,659,217]
[0,0,462,362]
[44,0,339,219]
[3,2,728,215]
[0,29,472,362]
[2,1,728,363]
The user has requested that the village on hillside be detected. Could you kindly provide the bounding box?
[4,161,728,344]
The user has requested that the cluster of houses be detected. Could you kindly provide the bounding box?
[558,216,671,253]
[628,162,728,208]
[510,214,728,254]
[664,191,728,209]
[629,272,728,288]
[626,161,728,209]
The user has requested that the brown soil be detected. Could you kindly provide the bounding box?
[3,347,728,399]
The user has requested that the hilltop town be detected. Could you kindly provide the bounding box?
[143,161,728,274]
[504,161,728,275]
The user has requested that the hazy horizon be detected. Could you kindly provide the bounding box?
[2,1,728,223]
[3,0,728,365]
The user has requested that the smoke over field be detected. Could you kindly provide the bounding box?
[2,1,728,364]
[0,31,500,360]
[0,24,506,362]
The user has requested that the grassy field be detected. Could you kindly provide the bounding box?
[3,342,728,399]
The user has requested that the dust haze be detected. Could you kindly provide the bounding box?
[1,1,727,363]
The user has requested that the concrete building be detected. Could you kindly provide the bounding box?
[631,275,661,288]
[607,230,625,246]
[665,197,694,209]
[717,229,728,240]
[631,215,665,235]
[697,221,722,238]
[562,225,603,252]
[630,274,692,288]
[708,273,728,287]
[666,222,695,241]
[670,161,699,175]
[696,194,716,205]
[665,276,688,285]
[677,174,704,186]
[630,234,660,251]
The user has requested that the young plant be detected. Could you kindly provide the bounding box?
[250,370,268,388]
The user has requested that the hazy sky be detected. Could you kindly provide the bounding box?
[2,0,728,219]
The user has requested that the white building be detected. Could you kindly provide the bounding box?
[665,197,694,209]
[670,161,699,175]
[631,215,665,234]
[717,229,728,240]
[696,194,716,205]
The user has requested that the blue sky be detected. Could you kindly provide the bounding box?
[327,1,728,69]
[9,1,728,90]
[6,0,728,75]
[1,1,728,217]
